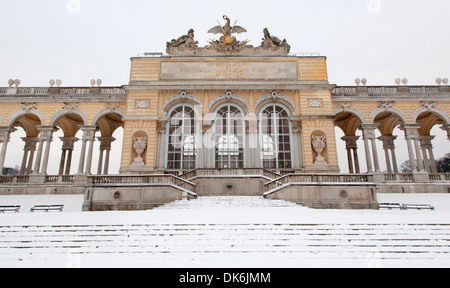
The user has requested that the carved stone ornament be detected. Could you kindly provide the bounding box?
[20,103,37,112]
[166,29,199,54]
[420,101,437,110]
[260,28,291,54]
[62,103,79,111]
[378,101,395,110]
[254,91,296,110]
[166,16,290,56]
[311,135,327,165]
[163,91,203,111]
[209,91,249,110]
[132,136,147,165]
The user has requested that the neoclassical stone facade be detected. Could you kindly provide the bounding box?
[0,19,449,210]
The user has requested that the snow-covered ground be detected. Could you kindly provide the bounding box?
[0,193,449,268]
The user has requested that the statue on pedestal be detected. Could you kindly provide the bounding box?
[132,136,147,166]
[312,135,327,166]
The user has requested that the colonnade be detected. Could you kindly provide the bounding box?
[340,123,450,174]
[0,125,116,176]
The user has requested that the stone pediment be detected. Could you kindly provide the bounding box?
[166,16,291,56]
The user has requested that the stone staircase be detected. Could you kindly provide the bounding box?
[0,196,449,267]
[157,196,302,209]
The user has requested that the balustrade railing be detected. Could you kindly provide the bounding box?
[0,87,126,97]
[263,174,372,192]
[332,85,446,97]
[90,174,196,192]
[179,168,281,180]
[0,175,30,183]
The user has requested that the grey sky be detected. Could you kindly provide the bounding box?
[1,0,450,86]
[0,0,449,174]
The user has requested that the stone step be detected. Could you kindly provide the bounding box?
[156,196,302,209]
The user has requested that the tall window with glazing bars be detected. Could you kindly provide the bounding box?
[167,105,196,170]
[260,104,292,169]
[214,104,245,169]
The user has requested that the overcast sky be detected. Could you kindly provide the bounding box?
[1,0,450,87]
[0,0,449,174]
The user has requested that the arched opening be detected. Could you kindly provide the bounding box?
[166,104,198,170]
[47,112,84,175]
[213,104,245,169]
[334,111,364,173]
[259,104,293,170]
[413,111,450,173]
[91,112,124,174]
[3,112,43,175]
[372,110,406,174]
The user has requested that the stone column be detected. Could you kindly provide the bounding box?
[58,149,67,175]
[291,119,302,170]
[31,126,56,175]
[39,127,58,175]
[419,136,437,173]
[77,126,97,175]
[245,114,258,169]
[97,137,115,175]
[341,136,360,174]
[77,137,87,174]
[203,114,214,169]
[0,127,16,173]
[60,137,78,175]
[378,135,398,174]
[83,126,97,175]
[401,124,425,172]
[156,119,167,170]
[33,137,45,175]
[20,137,39,175]
[360,124,380,173]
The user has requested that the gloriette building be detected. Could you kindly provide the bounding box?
[0,16,449,210]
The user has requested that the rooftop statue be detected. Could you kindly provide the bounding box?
[166,29,199,52]
[261,28,291,54]
[166,15,291,56]
[207,15,248,45]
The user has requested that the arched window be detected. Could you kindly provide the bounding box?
[214,104,245,169]
[260,104,292,169]
[167,105,197,170]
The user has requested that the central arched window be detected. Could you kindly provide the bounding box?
[167,105,197,170]
[259,104,293,169]
[214,104,245,169]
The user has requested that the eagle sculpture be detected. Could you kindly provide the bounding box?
[208,15,247,44]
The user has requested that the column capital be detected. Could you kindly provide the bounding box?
[341,135,359,149]
[400,124,422,139]
[21,137,39,150]
[377,135,397,149]
[97,136,116,150]
[157,118,168,132]
[80,125,97,140]
[359,124,378,139]
[35,126,58,141]
[0,126,17,141]
[60,137,79,150]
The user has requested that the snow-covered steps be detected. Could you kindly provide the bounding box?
[0,222,449,267]
[156,196,303,209]
[1,195,450,267]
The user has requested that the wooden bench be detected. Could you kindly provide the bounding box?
[30,205,64,213]
[402,204,435,211]
[378,203,403,210]
[0,206,20,213]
